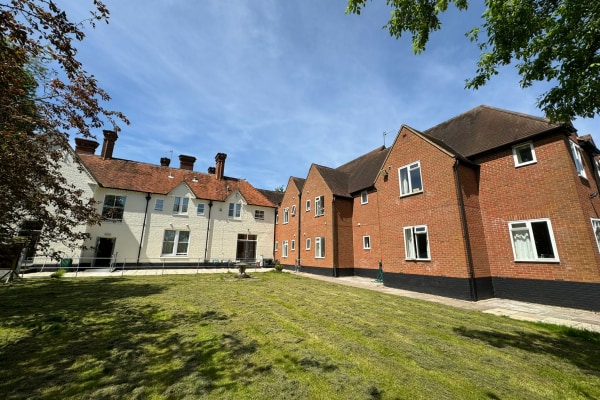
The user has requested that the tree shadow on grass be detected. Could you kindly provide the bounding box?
[0,278,266,399]
[454,325,600,376]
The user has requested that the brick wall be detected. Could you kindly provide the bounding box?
[352,188,382,270]
[275,178,302,265]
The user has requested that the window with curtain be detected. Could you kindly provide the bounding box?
[404,225,430,260]
[399,161,423,196]
[509,219,558,261]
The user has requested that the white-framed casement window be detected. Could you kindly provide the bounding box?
[291,240,296,251]
[363,235,371,250]
[306,238,311,250]
[509,219,559,262]
[315,195,325,216]
[275,241,278,252]
[154,199,164,211]
[570,140,587,178]
[512,142,537,167]
[592,219,600,253]
[291,205,296,216]
[161,230,190,256]
[254,210,265,220]
[315,236,325,258]
[404,225,430,260]
[102,194,126,222]
[361,190,368,204]
[306,199,311,212]
[283,208,289,224]
[173,197,189,214]
[228,203,242,219]
[197,203,205,215]
[282,240,289,258]
[276,213,279,224]
[399,161,423,196]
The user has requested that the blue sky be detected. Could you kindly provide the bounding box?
[65,1,599,191]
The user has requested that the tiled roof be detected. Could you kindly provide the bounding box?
[258,189,284,206]
[337,145,391,194]
[424,105,565,157]
[78,154,276,207]
[291,177,306,191]
[315,165,350,198]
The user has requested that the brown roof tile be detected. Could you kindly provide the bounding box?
[78,154,275,207]
[424,105,565,157]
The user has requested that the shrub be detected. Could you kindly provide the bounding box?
[274,261,283,272]
[50,269,66,279]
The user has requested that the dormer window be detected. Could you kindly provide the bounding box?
[173,197,189,214]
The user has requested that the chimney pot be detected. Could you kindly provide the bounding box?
[101,130,118,159]
[208,166,216,174]
[160,157,171,167]
[179,154,196,170]
[75,138,99,154]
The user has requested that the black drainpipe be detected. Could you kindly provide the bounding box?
[137,192,152,265]
[453,160,477,301]
[204,200,213,263]
[297,192,302,268]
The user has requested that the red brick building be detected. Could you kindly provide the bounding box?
[276,106,600,310]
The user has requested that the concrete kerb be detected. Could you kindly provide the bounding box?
[19,268,600,333]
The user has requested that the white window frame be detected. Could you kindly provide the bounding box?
[102,194,126,222]
[283,208,289,224]
[291,205,296,216]
[173,197,189,214]
[196,203,205,215]
[306,199,311,212]
[154,198,164,211]
[570,140,587,178]
[254,210,265,220]
[512,142,537,167]
[291,240,296,251]
[399,161,423,197]
[305,238,311,250]
[228,203,242,219]
[592,219,600,253]
[363,235,371,250]
[161,230,190,256]
[315,196,324,217]
[315,236,325,258]
[275,241,278,252]
[361,190,368,205]
[282,240,289,258]
[509,218,559,262]
[404,225,430,261]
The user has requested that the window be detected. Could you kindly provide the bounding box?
[399,161,423,196]
[154,199,164,211]
[282,240,289,258]
[291,205,296,216]
[173,197,189,214]
[315,236,325,258]
[570,140,587,178]
[254,210,265,220]
[595,158,600,181]
[236,234,257,260]
[283,208,289,224]
[363,236,371,250]
[306,238,311,250]
[512,142,537,167]
[315,195,324,216]
[592,219,600,253]
[306,200,311,212]
[509,219,558,262]
[228,203,242,219]
[291,240,296,251]
[275,241,278,252]
[197,203,205,215]
[18,220,43,261]
[161,230,190,256]
[404,225,430,260]
[276,213,279,224]
[361,190,368,204]
[102,195,126,222]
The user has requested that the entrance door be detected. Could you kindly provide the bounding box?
[95,237,115,267]
[236,234,257,261]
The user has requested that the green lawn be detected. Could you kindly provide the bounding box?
[0,272,599,399]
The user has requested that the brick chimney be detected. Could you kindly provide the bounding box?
[101,130,118,159]
[215,153,227,180]
[179,154,196,170]
[74,138,99,155]
[160,157,171,167]
[208,166,216,175]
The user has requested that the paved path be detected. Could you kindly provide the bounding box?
[20,268,600,333]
